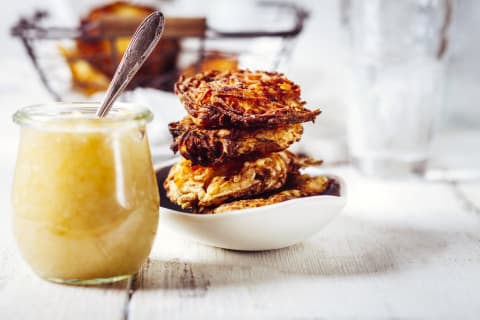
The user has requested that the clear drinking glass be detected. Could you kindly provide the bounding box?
[345,0,451,177]
[12,102,159,284]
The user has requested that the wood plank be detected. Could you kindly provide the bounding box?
[130,169,480,319]
[0,207,129,320]
[0,248,129,320]
[0,217,129,319]
[456,182,480,214]
[0,124,129,320]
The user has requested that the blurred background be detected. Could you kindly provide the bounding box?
[2,0,479,178]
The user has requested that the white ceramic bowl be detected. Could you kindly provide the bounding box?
[156,163,347,251]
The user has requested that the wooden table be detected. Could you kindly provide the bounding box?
[1,61,480,320]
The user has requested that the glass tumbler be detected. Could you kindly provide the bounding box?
[12,102,159,284]
[345,0,451,177]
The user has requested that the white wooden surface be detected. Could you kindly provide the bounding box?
[1,61,480,320]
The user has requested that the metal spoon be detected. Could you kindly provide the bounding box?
[96,11,165,118]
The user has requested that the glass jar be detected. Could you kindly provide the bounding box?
[12,102,159,284]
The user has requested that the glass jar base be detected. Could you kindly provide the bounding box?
[352,156,427,179]
[45,274,133,285]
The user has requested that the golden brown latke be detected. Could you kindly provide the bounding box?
[169,116,304,166]
[286,174,331,197]
[210,174,331,214]
[210,190,302,213]
[164,151,322,210]
[174,70,321,128]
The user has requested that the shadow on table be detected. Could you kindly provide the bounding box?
[137,215,450,290]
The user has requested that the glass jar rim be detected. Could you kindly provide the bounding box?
[13,102,154,129]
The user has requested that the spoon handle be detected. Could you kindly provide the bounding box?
[96,11,165,118]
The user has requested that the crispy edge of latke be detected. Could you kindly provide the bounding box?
[163,151,302,211]
[188,101,321,129]
[175,70,321,128]
[208,174,331,214]
[168,117,304,166]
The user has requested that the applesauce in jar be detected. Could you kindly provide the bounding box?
[12,102,159,284]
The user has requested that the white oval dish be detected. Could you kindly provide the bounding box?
[156,162,347,251]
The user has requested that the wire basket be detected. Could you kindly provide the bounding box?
[11,1,308,101]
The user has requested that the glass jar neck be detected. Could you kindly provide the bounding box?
[13,102,153,130]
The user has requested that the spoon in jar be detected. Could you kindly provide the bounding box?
[96,11,165,118]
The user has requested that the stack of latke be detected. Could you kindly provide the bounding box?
[164,69,332,213]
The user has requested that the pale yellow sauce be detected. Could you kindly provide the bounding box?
[12,119,159,280]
